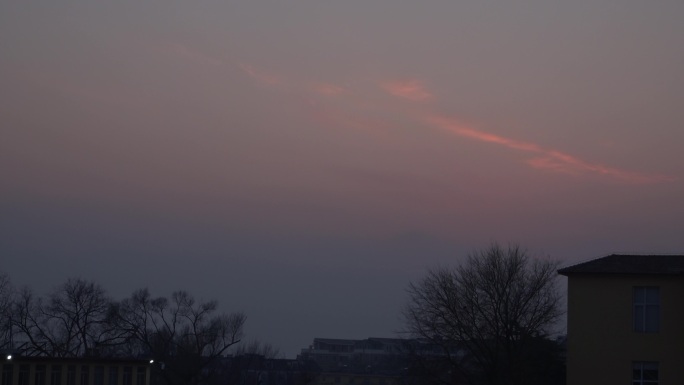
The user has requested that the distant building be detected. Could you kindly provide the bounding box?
[559,254,684,385]
[298,338,407,373]
[296,337,462,385]
[0,355,151,385]
[297,338,413,385]
[207,354,318,385]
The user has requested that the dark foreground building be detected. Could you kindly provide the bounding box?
[0,354,151,385]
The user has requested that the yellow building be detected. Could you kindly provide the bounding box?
[0,355,151,385]
[559,254,684,385]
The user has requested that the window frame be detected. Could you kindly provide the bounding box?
[50,364,62,385]
[1,363,14,385]
[633,286,660,333]
[35,364,47,385]
[633,361,659,385]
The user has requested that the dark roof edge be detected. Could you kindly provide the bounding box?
[558,254,684,276]
[557,270,683,276]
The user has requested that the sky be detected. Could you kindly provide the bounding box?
[2,1,684,358]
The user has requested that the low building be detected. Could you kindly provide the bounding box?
[201,354,320,385]
[298,338,424,385]
[298,338,411,373]
[0,355,151,385]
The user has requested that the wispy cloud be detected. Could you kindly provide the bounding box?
[381,79,432,101]
[426,115,676,184]
[236,64,675,184]
[238,63,283,86]
[526,153,676,183]
[428,117,542,153]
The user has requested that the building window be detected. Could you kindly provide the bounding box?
[51,364,62,385]
[633,362,658,385]
[634,287,659,333]
[122,367,132,385]
[67,365,76,385]
[93,366,104,385]
[108,367,118,385]
[81,365,90,385]
[36,365,47,385]
[18,365,29,385]
[136,367,146,385]
[1,364,13,385]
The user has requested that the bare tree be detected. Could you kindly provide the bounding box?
[10,278,120,357]
[403,244,563,385]
[0,272,13,350]
[10,287,52,356]
[234,339,282,359]
[116,288,246,385]
[3,275,254,384]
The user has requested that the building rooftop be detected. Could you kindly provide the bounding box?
[0,355,152,364]
[558,254,684,276]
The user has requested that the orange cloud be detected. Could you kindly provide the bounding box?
[381,79,432,101]
[426,115,676,184]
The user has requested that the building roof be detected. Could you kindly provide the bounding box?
[313,338,357,345]
[558,254,684,276]
[1,355,152,364]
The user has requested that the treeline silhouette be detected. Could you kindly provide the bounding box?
[0,272,245,384]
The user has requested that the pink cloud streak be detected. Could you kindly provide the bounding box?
[426,115,676,184]
[236,63,675,184]
[381,80,432,101]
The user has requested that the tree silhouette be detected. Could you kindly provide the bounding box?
[11,278,121,356]
[116,288,246,385]
[403,244,563,385]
